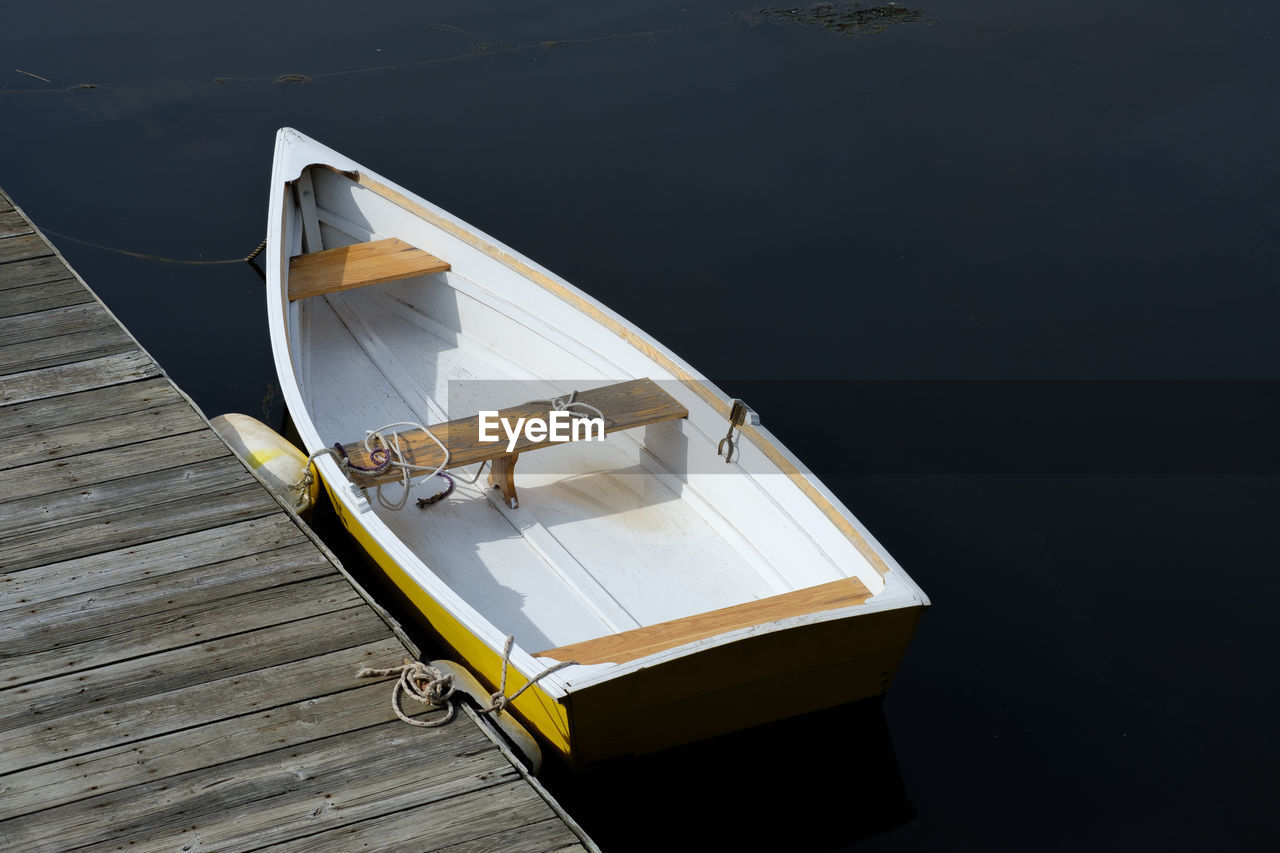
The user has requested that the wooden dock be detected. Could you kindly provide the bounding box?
[0,189,596,852]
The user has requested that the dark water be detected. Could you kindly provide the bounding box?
[4,2,1278,848]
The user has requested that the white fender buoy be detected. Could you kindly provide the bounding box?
[211,413,319,513]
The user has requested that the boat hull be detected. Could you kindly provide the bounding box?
[320,473,921,764]
[563,604,923,762]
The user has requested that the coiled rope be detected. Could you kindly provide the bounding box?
[359,639,577,729]
[356,659,456,727]
[359,421,451,510]
[297,420,452,511]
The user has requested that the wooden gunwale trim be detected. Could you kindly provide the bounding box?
[535,577,873,665]
[349,169,891,577]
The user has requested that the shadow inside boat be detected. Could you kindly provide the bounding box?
[539,696,917,851]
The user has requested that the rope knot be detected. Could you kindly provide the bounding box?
[358,658,456,728]
[300,421,452,513]
[478,635,578,717]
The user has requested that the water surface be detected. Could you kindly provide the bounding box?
[3,2,1277,848]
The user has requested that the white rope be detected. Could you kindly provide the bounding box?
[478,635,578,716]
[363,420,451,511]
[357,658,457,728]
[294,422,452,512]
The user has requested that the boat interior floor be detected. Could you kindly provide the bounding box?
[302,286,847,652]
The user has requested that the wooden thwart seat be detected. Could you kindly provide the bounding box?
[535,577,873,664]
[288,238,450,301]
[337,378,688,507]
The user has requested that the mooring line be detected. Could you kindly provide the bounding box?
[39,227,263,266]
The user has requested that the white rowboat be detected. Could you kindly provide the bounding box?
[265,128,928,764]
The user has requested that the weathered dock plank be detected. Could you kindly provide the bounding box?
[265,779,589,853]
[0,349,160,405]
[0,375,185,439]
[0,680,397,821]
[0,257,77,290]
[0,321,135,375]
[0,610,393,732]
[0,483,281,572]
[1,541,326,636]
[0,188,594,851]
[2,575,365,686]
[0,514,305,604]
[1,723,507,853]
[0,231,51,265]
[0,208,34,239]
[435,817,592,853]
[0,300,114,346]
[0,276,94,314]
[0,429,231,502]
[0,456,256,536]
[0,637,405,775]
[0,399,207,467]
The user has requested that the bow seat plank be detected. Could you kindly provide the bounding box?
[288,238,450,301]
[337,378,688,507]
